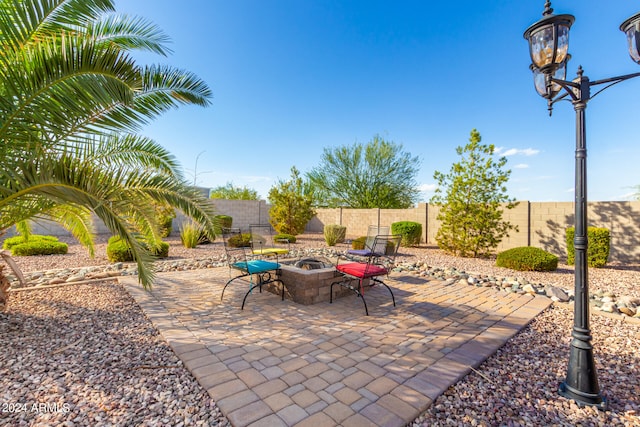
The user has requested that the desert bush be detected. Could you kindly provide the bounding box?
[274,233,296,244]
[11,239,68,256]
[156,205,176,238]
[107,237,168,262]
[180,222,202,248]
[2,234,58,250]
[324,224,346,246]
[107,236,133,262]
[215,215,233,230]
[496,247,558,272]
[566,227,610,268]
[227,233,252,248]
[352,236,367,250]
[268,167,315,235]
[391,221,422,246]
[150,241,170,258]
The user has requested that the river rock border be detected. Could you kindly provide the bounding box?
[6,248,640,321]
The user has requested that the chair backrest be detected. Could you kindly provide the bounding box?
[249,224,289,255]
[364,225,390,250]
[221,228,249,266]
[338,234,402,280]
[367,234,402,268]
[249,224,275,250]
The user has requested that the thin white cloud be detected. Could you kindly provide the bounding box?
[513,163,529,169]
[565,187,574,193]
[418,183,437,192]
[495,147,540,156]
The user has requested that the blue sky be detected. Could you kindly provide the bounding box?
[114,0,640,202]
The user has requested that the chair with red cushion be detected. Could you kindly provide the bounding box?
[330,234,402,315]
[347,225,390,257]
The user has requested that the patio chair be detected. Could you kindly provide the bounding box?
[220,228,285,310]
[331,234,402,315]
[249,224,290,258]
[347,225,390,257]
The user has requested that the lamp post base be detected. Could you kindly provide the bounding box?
[559,382,607,411]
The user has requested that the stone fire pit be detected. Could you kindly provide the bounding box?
[261,257,351,305]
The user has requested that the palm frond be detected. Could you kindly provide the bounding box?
[88,13,172,56]
[0,33,140,154]
[44,204,96,257]
[91,134,183,178]
[0,0,115,51]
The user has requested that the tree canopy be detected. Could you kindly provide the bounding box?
[268,167,315,235]
[431,129,518,257]
[210,182,259,200]
[0,0,218,287]
[307,135,421,208]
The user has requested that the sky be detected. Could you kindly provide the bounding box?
[113,0,640,202]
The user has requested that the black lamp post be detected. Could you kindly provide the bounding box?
[524,1,640,410]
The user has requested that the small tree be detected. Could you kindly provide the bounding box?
[307,135,421,208]
[268,167,315,235]
[431,129,518,257]
[210,182,259,200]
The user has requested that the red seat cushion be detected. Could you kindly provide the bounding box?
[336,262,387,279]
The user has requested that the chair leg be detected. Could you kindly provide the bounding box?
[357,279,369,316]
[241,282,262,310]
[221,274,248,301]
[371,278,396,307]
[330,277,369,315]
[241,277,285,310]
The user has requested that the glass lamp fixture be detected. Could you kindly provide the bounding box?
[524,1,574,74]
[531,56,569,98]
[620,12,640,64]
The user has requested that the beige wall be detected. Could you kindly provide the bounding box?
[14,199,640,264]
[309,201,640,263]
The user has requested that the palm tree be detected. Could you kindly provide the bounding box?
[0,0,218,296]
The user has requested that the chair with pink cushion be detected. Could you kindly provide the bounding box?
[330,234,402,315]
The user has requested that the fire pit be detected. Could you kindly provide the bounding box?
[260,256,351,305]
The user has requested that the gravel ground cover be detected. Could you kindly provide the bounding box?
[1,233,639,426]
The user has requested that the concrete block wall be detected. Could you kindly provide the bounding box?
[497,202,530,252]
[173,199,271,233]
[309,204,429,242]
[529,202,574,259]
[7,199,640,264]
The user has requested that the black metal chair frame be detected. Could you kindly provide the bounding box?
[220,228,285,309]
[330,234,402,315]
[248,224,290,259]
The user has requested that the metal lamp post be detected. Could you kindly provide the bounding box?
[524,1,640,410]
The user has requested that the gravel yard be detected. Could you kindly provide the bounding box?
[1,233,639,426]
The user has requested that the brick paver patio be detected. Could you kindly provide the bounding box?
[121,267,551,427]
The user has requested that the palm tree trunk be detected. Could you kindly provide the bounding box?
[0,265,9,312]
[0,250,26,312]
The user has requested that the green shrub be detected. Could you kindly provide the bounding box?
[2,234,58,250]
[11,239,68,256]
[107,236,133,262]
[496,247,558,272]
[274,233,296,244]
[180,222,201,248]
[324,224,346,246]
[107,237,169,262]
[566,227,610,268]
[149,241,169,258]
[215,215,233,231]
[352,236,367,250]
[159,213,174,238]
[227,233,252,248]
[391,221,422,246]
